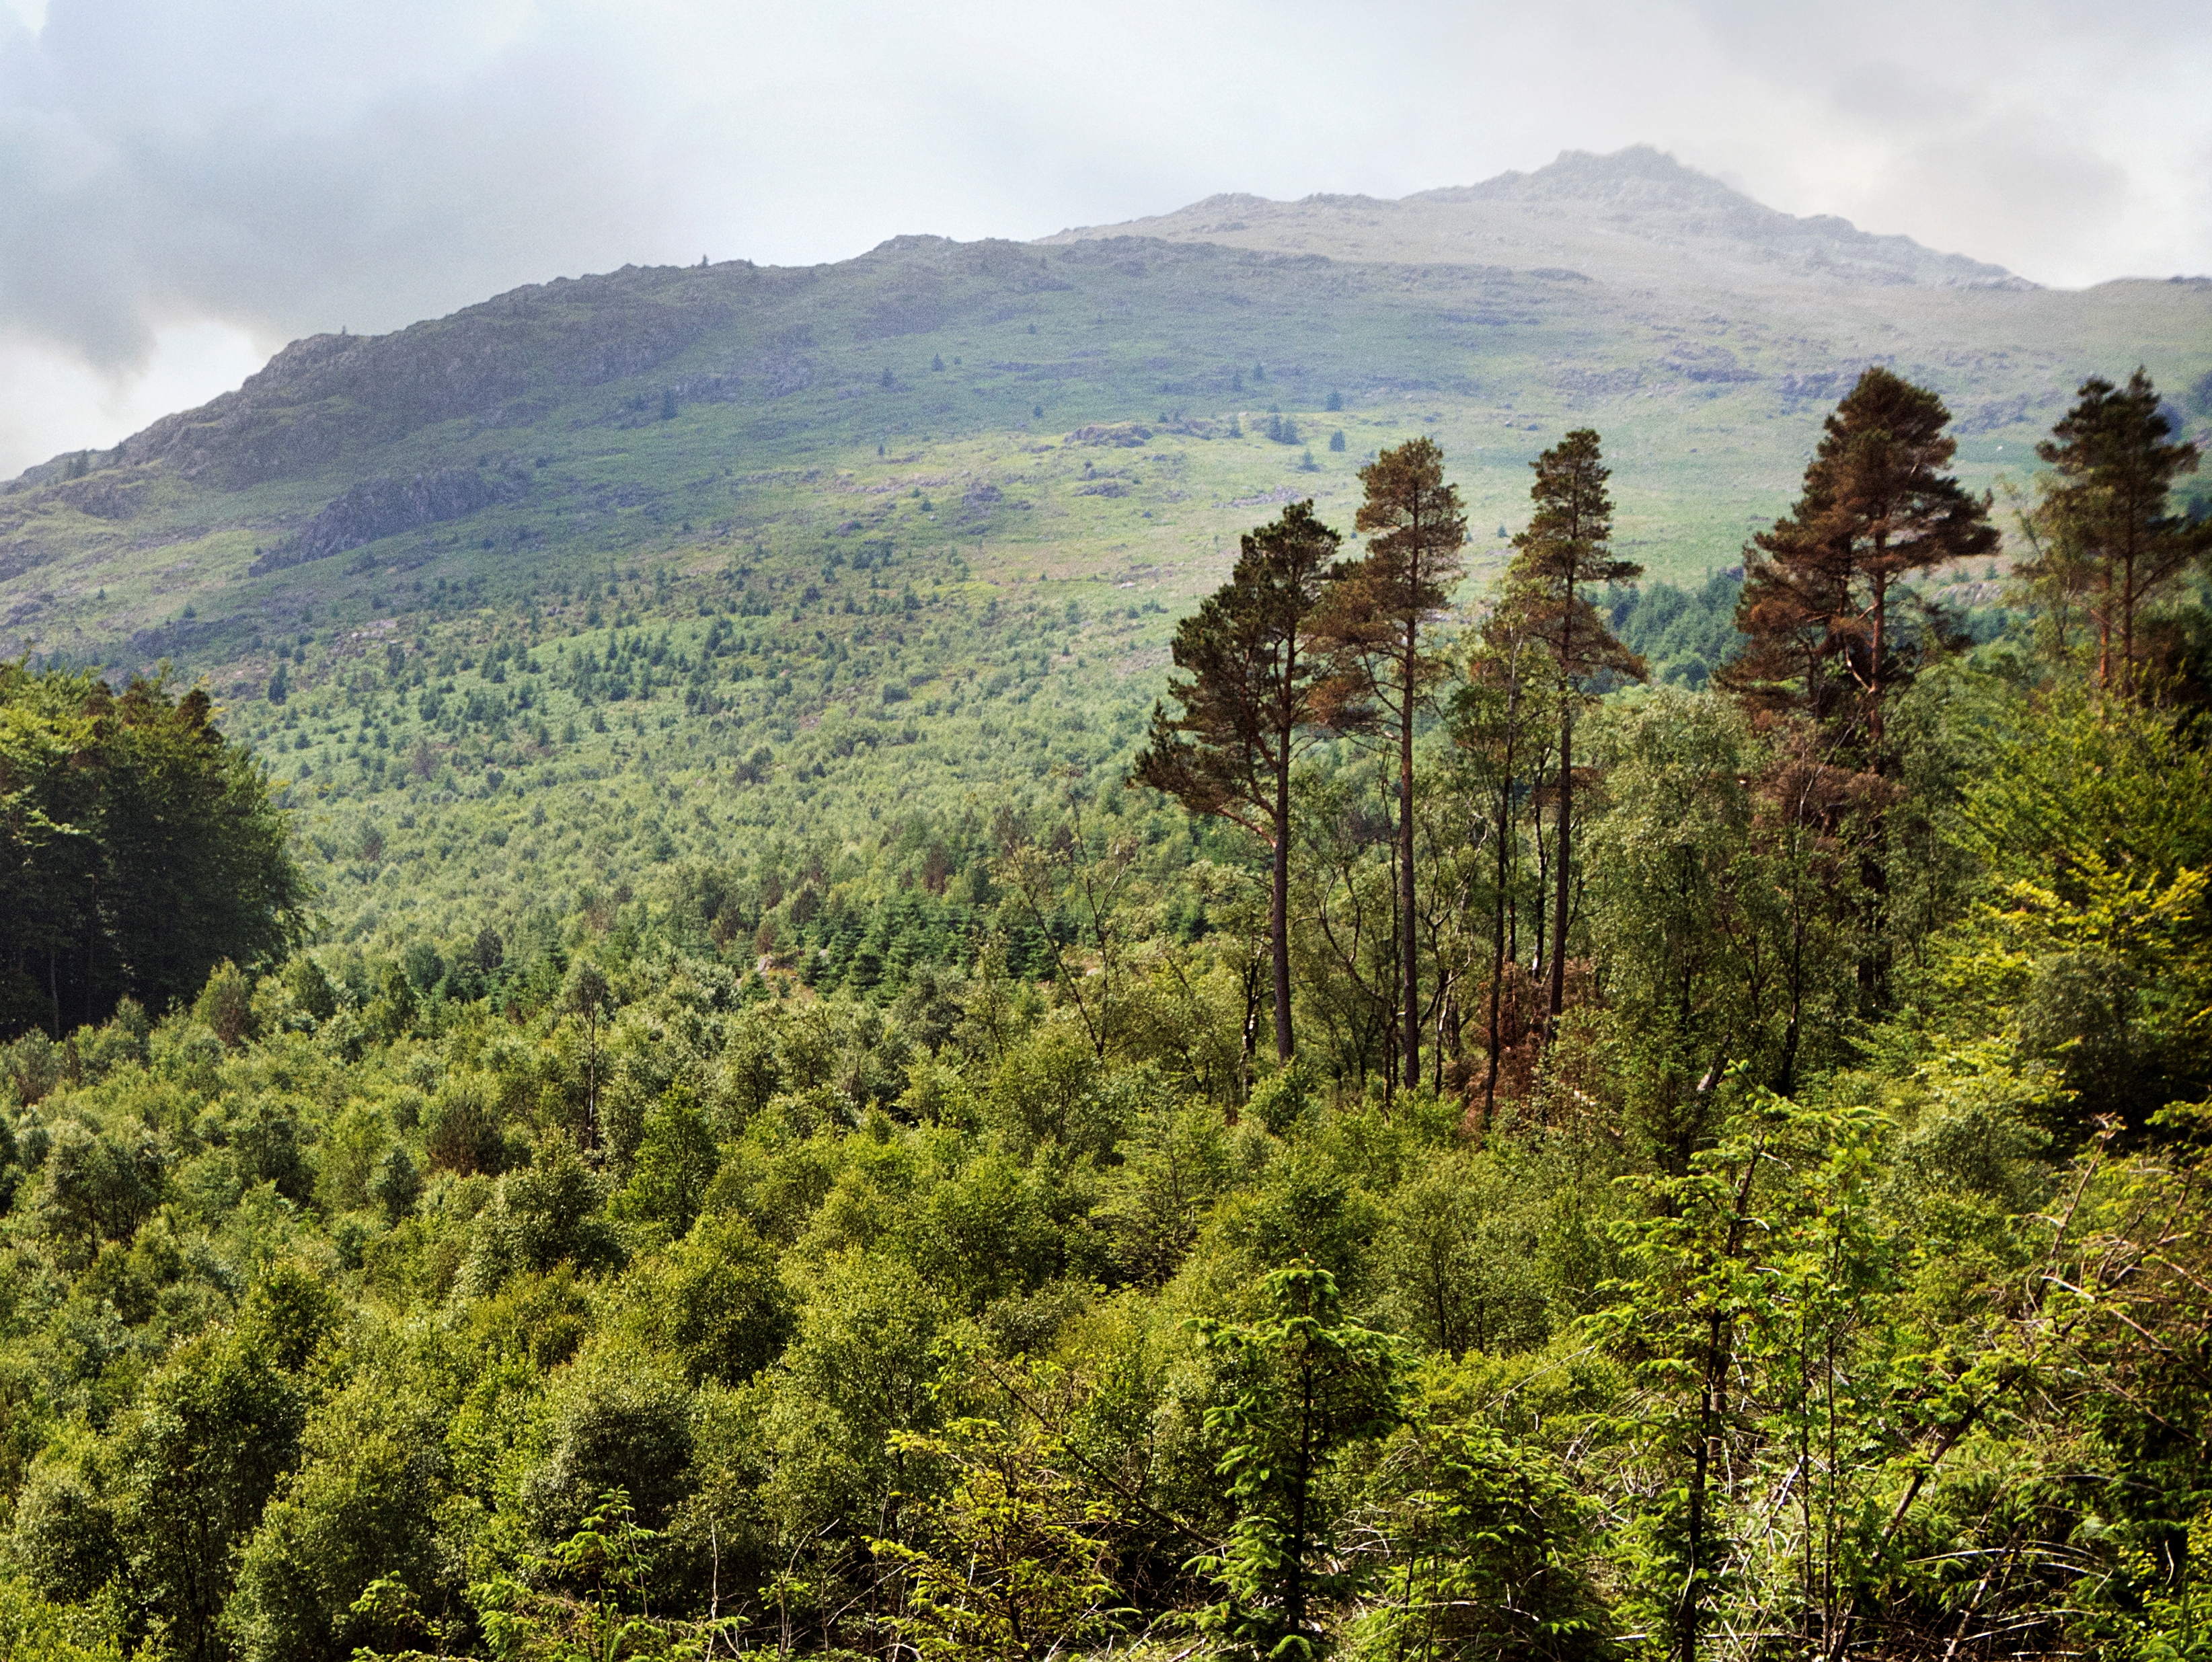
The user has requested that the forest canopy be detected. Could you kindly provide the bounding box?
[0,367,2207,1662]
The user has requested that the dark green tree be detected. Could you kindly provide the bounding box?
[2020,367,2210,689]
[0,666,303,1040]
[1722,367,1995,771]
[1132,502,1340,1061]
[1310,439,1467,1091]
[1448,605,1559,1120]
[1504,429,1646,1028]
[1722,370,1994,1010]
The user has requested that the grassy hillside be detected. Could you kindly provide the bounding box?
[0,147,2205,957]
[5,148,2212,1662]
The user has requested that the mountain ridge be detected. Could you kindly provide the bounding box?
[8,146,2028,495]
[1,144,2204,693]
[1049,145,2028,291]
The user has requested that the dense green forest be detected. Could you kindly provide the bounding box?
[1,362,2210,1662]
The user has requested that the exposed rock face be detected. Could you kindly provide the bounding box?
[250,467,526,574]
[54,475,154,521]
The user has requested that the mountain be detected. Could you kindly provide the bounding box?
[1048,145,2030,291]
[0,146,2203,730]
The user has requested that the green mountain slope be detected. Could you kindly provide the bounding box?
[1,146,2205,954]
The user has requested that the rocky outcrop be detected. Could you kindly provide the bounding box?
[250,467,525,574]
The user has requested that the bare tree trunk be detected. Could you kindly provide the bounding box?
[1548,704,1571,1026]
[1399,626,1420,1092]
[1272,769,1294,1063]
[1484,825,1509,1122]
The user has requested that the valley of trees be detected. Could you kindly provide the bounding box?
[1,366,2210,1662]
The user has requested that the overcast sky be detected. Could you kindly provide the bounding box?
[2,0,2206,476]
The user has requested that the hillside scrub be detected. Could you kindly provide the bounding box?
[0,370,2208,1661]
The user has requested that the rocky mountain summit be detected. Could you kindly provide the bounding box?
[0,147,2200,681]
[1051,145,2028,291]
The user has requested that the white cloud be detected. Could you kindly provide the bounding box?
[1,0,2205,474]
[0,317,267,476]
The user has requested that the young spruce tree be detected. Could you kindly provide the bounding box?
[1132,501,1338,1061]
[1504,429,1645,1029]
[1311,439,1466,1091]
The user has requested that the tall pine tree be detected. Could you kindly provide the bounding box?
[1311,438,1466,1092]
[1504,429,1645,1028]
[1722,367,1994,771]
[1132,501,1339,1061]
[2021,367,2210,689]
[1722,367,1993,1013]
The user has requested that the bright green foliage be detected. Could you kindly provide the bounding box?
[0,1576,125,1662]
[1590,1092,1905,1661]
[1352,1411,1608,1662]
[463,1488,738,1661]
[109,1326,311,1661]
[0,371,2207,1662]
[1946,682,2212,1126]
[1190,1263,1402,1660]
[610,1083,720,1238]
[873,1417,1117,1662]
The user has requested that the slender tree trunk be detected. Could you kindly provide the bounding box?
[1478,704,1513,1133]
[1400,624,1420,1093]
[1868,566,1888,768]
[2122,546,2137,682]
[1681,1301,1720,1662]
[1548,704,1571,1025]
[1546,581,1577,1032]
[1683,1141,1764,1662]
[1289,1359,1317,1652]
[1483,755,1511,1123]
[1271,765,1294,1063]
[1861,563,1895,1010]
[2098,564,2113,689]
